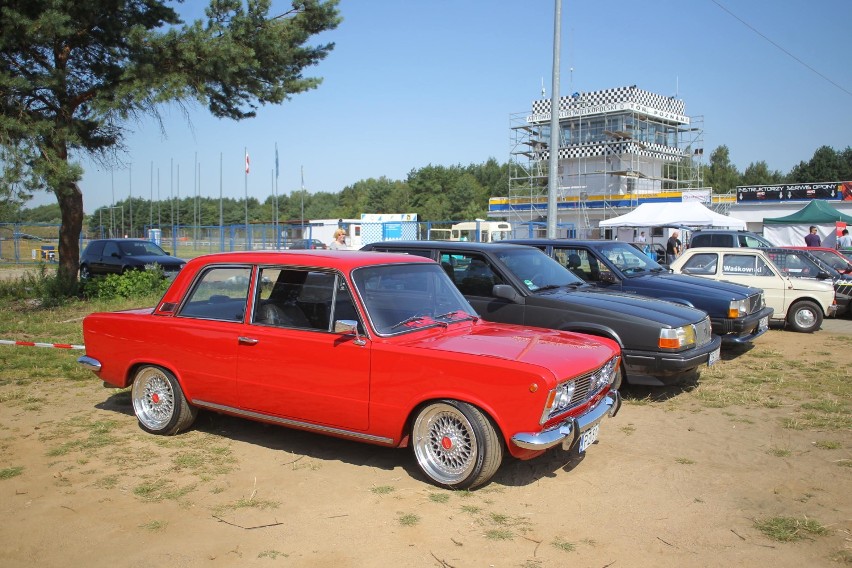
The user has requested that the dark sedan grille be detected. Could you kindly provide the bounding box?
[695,317,713,347]
[747,293,763,314]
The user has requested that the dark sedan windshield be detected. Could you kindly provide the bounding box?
[494,248,584,291]
[597,242,663,274]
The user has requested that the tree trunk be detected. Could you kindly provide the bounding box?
[55,181,84,283]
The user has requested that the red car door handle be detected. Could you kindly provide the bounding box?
[238,336,259,345]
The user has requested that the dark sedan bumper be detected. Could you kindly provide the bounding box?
[712,306,774,345]
[622,334,723,386]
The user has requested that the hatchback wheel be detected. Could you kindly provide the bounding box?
[787,300,822,333]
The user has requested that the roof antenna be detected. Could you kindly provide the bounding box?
[541,77,546,98]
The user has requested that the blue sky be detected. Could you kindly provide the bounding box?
[35,0,852,214]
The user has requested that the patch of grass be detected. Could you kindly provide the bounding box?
[0,466,24,480]
[398,513,420,527]
[133,479,196,503]
[675,457,695,465]
[485,529,514,540]
[211,493,281,516]
[370,485,395,495]
[551,537,576,552]
[460,504,481,514]
[258,550,288,559]
[620,424,636,435]
[139,520,167,531]
[753,516,829,542]
[813,440,841,450]
[428,492,450,504]
[94,475,119,489]
[767,447,792,458]
[836,459,852,468]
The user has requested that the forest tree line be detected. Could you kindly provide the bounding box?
[4,145,851,235]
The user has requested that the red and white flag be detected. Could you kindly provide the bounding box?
[245,152,250,174]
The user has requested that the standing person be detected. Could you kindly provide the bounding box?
[636,231,647,243]
[804,226,821,247]
[329,228,348,250]
[666,231,681,265]
[837,228,852,249]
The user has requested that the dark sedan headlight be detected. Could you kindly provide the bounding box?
[659,325,696,349]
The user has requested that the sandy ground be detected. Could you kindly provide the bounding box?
[0,326,850,567]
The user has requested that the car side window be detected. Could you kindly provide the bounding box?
[722,254,758,275]
[553,247,593,280]
[439,252,502,297]
[85,241,105,256]
[178,266,251,322]
[681,253,718,275]
[103,241,120,258]
[254,268,345,331]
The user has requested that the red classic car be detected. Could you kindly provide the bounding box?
[79,251,621,489]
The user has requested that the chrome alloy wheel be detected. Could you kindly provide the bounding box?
[413,403,478,485]
[131,367,177,432]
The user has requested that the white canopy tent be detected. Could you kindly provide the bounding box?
[599,202,746,229]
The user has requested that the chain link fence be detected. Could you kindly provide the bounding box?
[1,220,528,266]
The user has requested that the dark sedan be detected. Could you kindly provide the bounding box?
[504,239,773,345]
[362,241,721,387]
[79,239,185,279]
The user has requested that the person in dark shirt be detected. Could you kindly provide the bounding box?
[666,231,681,264]
[804,226,821,247]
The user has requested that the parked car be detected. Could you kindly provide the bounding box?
[762,248,851,317]
[361,241,721,387]
[687,229,773,249]
[79,238,185,279]
[504,239,774,345]
[287,238,327,250]
[783,246,852,275]
[78,250,621,490]
[671,248,837,332]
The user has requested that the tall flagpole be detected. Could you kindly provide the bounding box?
[219,152,223,251]
[128,163,133,238]
[149,161,154,232]
[300,165,305,235]
[244,147,250,250]
[274,142,279,248]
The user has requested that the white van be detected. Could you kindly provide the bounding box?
[670,247,837,333]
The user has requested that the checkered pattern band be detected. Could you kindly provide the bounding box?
[531,85,686,117]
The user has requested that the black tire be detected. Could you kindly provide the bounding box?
[79,265,91,280]
[786,300,823,333]
[131,365,197,435]
[411,400,503,490]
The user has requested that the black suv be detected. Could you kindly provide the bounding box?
[504,239,774,345]
[79,239,185,279]
[361,241,721,387]
[689,230,773,249]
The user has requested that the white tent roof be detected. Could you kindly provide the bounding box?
[599,202,746,229]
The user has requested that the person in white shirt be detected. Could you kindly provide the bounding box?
[838,228,852,249]
[329,228,348,250]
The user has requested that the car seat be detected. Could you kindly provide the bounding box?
[566,253,587,280]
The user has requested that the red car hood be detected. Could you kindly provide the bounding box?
[401,321,618,376]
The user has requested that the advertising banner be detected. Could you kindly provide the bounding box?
[736,182,845,202]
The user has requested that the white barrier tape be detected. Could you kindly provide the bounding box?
[0,339,85,350]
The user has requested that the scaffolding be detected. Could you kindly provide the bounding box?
[504,86,707,237]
